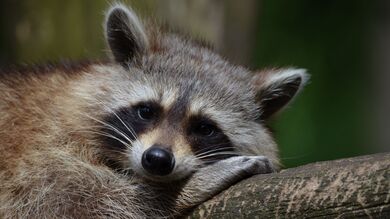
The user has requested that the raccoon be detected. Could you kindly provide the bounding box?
[0,4,308,218]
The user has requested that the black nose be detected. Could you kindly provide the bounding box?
[141,146,175,176]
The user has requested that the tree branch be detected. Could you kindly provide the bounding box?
[189,153,390,218]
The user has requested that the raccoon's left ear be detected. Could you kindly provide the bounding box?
[252,68,309,121]
[105,4,148,67]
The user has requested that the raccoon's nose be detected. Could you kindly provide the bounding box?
[142,146,175,176]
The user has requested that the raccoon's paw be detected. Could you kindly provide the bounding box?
[175,155,275,210]
[221,155,275,176]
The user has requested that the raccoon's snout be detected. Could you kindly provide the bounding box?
[141,145,175,176]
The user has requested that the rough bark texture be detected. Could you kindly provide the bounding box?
[188,153,390,218]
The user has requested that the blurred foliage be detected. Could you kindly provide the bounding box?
[0,0,380,168]
[0,0,107,64]
[254,0,374,167]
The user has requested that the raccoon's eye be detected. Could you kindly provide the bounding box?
[137,105,155,120]
[193,123,216,137]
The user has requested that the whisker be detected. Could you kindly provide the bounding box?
[102,147,133,156]
[197,152,239,159]
[109,109,144,150]
[68,125,126,137]
[196,149,235,159]
[194,142,233,155]
[196,150,239,159]
[111,109,138,139]
[78,112,133,144]
[95,101,144,147]
[72,130,131,149]
[195,145,235,157]
[96,100,139,140]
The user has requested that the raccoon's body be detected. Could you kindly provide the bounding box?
[0,4,308,218]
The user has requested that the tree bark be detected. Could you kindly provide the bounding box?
[188,153,390,218]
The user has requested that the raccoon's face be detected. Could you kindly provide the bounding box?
[88,5,308,182]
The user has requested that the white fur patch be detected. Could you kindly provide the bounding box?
[129,82,159,102]
[264,68,310,93]
[188,97,206,114]
[161,87,179,109]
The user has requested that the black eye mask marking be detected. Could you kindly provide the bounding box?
[187,115,235,164]
[99,101,162,171]
[101,101,162,150]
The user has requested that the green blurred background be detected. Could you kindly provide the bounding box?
[0,0,388,168]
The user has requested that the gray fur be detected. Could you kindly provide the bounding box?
[0,3,308,218]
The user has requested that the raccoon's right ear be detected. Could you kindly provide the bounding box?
[105,4,148,67]
[252,68,309,121]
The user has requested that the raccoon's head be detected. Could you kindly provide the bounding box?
[88,4,309,182]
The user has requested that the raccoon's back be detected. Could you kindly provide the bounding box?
[0,61,95,171]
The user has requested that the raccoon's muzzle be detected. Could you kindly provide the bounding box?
[142,145,175,176]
